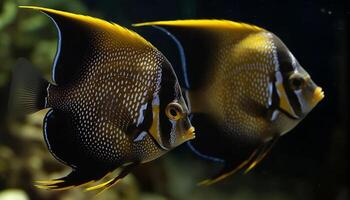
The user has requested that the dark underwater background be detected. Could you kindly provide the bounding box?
[0,0,348,200]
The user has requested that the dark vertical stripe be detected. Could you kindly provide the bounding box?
[273,34,302,117]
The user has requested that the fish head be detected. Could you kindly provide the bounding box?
[272,34,324,121]
[163,94,196,148]
[287,65,325,116]
[149,60,195,150]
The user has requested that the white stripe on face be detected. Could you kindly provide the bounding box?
[133,131,148,142]
[136,102,148,126]
[289,51,297,70]
[169,120,177,146]
[294,89,308,113]
[270,110,280,121]
[267,81,273,108]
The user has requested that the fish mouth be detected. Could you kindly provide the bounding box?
[311,87,325,106]
[183,126,196,140]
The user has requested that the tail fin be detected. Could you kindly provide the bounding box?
[8,58,49,116]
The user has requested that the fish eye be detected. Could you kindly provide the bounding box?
[165,102,184,120]
[289,73,305,90]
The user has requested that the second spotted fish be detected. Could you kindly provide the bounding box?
[10,7,195,191]
[135,20,325,185]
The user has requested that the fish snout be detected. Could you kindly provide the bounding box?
[183,126,196,140]
[311,86,324,106]
[181,116,196,140]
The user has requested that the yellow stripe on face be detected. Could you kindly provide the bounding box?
[273,70,298,119]
[148,104,161,144]
[148,95,173,150]
[276,82,298,118]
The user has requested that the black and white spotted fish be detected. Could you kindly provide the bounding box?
[10,7,195,192]
[134,20,324,185]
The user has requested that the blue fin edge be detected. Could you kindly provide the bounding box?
[41,12,62,84]
[152,25,190,89]
[186,141,225,163]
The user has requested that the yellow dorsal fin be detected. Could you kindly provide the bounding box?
[20,6,153,47]
[133,19,264,33]
[19,6,156,85]
[133,19,266,91]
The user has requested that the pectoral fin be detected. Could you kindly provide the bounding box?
[8,59,48,117]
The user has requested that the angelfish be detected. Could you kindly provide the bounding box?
[134,20,325,185]
[10,7,195,192]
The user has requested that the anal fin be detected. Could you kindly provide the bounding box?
[198,149,258,186]
[86,162,139,195]
[35,168,109,190]
[244,136,279,174]
[198,136,280,186]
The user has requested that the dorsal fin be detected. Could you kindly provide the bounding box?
[133,20,265,90]
[134,20,263,32]
[19,6,154,86]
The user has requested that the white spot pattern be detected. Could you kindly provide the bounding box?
[203,31,278,141]
[47,29,167,164]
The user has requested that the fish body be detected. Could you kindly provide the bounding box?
[134,20,324,185]
[11,7,195,191]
